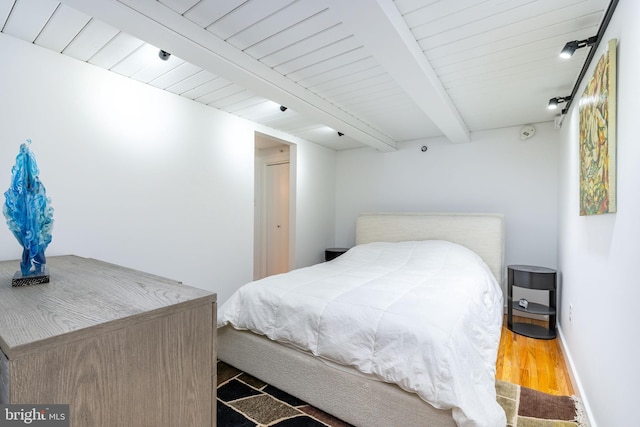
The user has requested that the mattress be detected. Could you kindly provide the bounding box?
[218,240,506,426]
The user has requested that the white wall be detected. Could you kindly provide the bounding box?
[335,124,560,293]
[557,1,640,425]
[0,34,336,304]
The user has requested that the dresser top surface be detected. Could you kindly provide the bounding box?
[0,255,216,358]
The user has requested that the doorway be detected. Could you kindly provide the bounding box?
[254,133,294,280]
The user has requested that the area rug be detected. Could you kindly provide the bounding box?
[495,380,587,427]
[217,361,586,427]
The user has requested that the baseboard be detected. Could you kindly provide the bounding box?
[556,324,596,427]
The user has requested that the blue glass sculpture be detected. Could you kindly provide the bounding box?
[3,140,54,285]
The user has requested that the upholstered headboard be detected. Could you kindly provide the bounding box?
[356,213,505,287]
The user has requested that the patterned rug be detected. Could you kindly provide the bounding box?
[217,361,586,427]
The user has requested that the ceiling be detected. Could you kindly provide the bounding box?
[1,0,610,151]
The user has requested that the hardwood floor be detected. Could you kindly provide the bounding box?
[495,316,574,396]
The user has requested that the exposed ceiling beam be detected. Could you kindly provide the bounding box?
[324,0,471,144]
[61,0,398,151]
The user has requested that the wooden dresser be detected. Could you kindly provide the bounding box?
[0,255,217,427]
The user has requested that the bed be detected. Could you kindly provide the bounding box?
[217,213,506,427]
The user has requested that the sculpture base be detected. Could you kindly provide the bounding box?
[12,269,50,287]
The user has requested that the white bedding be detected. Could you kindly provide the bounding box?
[218,240,506,427]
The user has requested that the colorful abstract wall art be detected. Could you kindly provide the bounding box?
[579,38,617,216]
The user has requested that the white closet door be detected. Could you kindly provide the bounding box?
[265,162,290,276]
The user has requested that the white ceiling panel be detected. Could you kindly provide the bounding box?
[258,23,349,68]
[158,0,199,15]
[164,69,217,95]
[34,4,90,52]
[244,9,336,61]
[310,66,386,95]
[205,0,295,41]
[62,18,119,62]
[234,101,288,123]
[296,57,381,88]
[88,32,144,69]
[208,87,255,111]
[0,2,14,24]
[284,47,372,84]
[130,56,185,84]
[226,0,326,51]
[223,96,268,114]
[109,43,160,77]
[1,0,611,150]
[3,0,57,42]
[273,37,364,76]
[148,61,202,89]
[200,85,249,107]
[180,77,232,100]
[182,0,247,28]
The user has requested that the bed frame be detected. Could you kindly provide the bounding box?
[218,213,505,427]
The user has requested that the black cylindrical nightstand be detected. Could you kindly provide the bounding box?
[325,248,349,261]
[507,265,557,339]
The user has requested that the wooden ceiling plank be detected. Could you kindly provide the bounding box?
[402,0,488,30]
[0,1,15,29]
[208,87,255,111]
[109,43,157,77]
[62,18,119,62]
[224,96,269,114]
[284,47,370,84]
[440,37,573,75]
[148,61,203,89]
[309,65,385,93]
[417,0,603,51]
[182,0,246,28]
[244,9,337,61]
[429,13,602,67]
[35,4,90,52]
[409,0,530,39]
[181,77,231,100]
[165,69,217,95]
[206,0,294,41]
[336,86,408,110]
[273,36,362,76]
[320,72,392,99]
[325,0,470,144]
[295,56,379,88]
[226,0,326,51]
[425,4,604,59]
[3,0,58,42]
[88,32,144,69]
[258,23,348,68]
[62,0,398,151]
[158,0,200,15]
[393,0,439,16]
[200,83,247,105]
[234,101,285,122]
[130,54,185,84]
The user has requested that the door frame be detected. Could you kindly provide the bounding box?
[254,133,296,280]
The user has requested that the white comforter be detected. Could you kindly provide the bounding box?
[218,240,506,427]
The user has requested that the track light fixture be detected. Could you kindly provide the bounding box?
[560,36,598,59]
[547,96,571,110]
[158,50,171,61]
[279,105,287,112]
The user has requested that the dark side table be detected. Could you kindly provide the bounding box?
[325,248,349,261]
[507,265,557,339]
